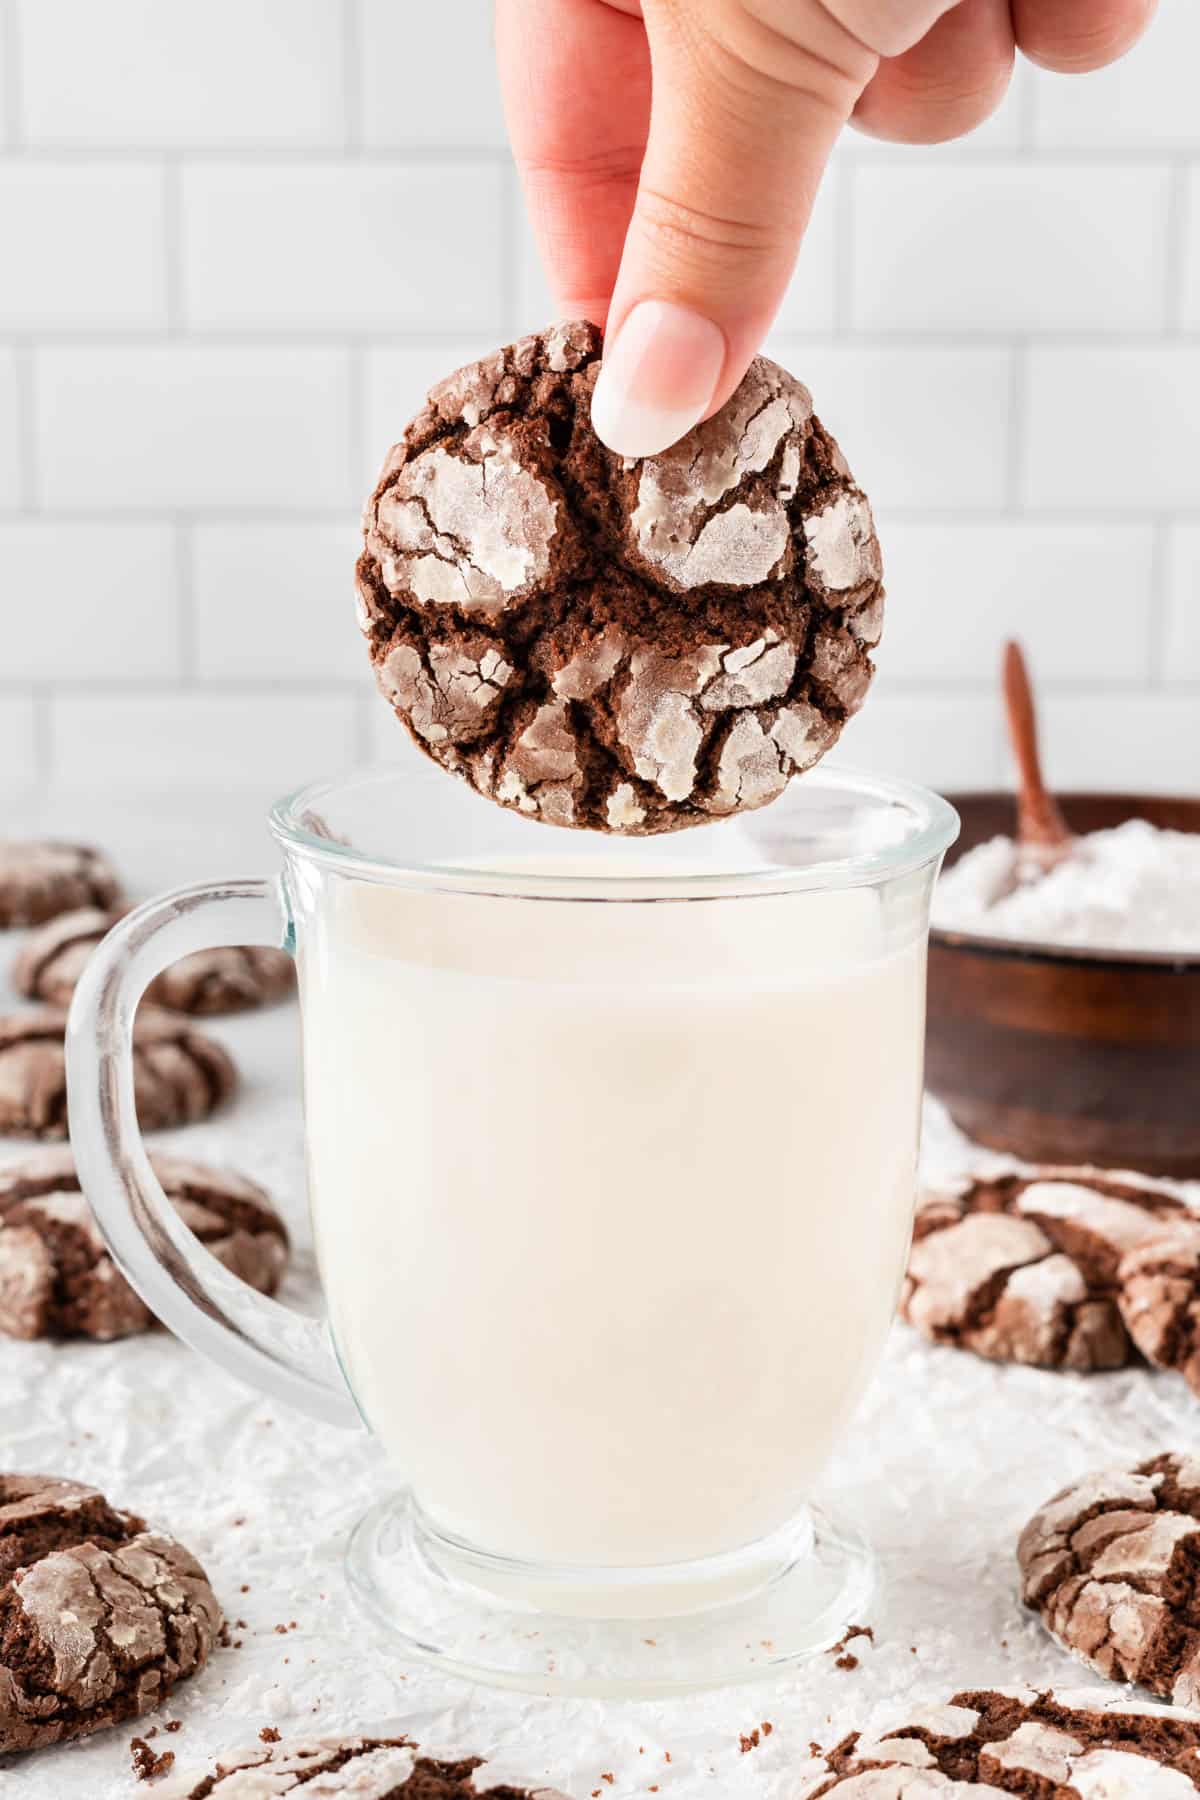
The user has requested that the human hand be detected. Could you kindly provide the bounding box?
[496,0,1156,456]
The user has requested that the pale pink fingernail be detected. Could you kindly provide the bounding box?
[591,300,726,458]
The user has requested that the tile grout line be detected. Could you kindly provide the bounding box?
[0,142,1196,165]
[5,328,1200,351]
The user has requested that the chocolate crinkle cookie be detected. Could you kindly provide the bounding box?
[0,1474,221,1754]
[0,1147,287,1340]
[795,1686,1200,1794]
[13,906,295,1014]
[0,1006,236,1138]
[358,320,882,836]
[901,1164,1193,1371]
[1019,1452,1200,1708]
[157,1733,571,1798]
[1119,1221,1200,1397]
[0,841,122,929]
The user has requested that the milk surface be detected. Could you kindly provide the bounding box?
[300,871,926,1568]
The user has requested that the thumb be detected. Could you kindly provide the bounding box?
[592,0,878,458]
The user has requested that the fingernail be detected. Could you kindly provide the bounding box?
[591,300,726,458]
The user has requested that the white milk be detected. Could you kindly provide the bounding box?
[300,873,925,1569]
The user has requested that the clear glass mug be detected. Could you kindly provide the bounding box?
[67,764,957,1697]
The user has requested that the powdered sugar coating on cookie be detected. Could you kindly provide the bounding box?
[901,1164,1194,1372]
[0,1473,221,1752]
[156,1730,573,1798]
[1019,1453,1200,1707]
[0,1147,287,1340]
[794,1685,1200,1794]
[0,841,121,929]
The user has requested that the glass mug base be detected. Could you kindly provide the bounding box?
[345,1489,875,1698]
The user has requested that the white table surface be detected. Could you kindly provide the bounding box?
[2,792,1195,1799]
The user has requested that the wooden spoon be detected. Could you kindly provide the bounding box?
[1002,639,1076,880]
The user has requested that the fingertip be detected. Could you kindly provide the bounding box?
[1014,0,1157,73]
[590,300,726,458]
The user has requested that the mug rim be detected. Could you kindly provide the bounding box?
[269,763,960,901]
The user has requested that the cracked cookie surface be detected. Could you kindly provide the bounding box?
[0,1473,221,1754]
[0,1006,236,1138]
[13,906,295,1014]
[1120,1223,1200,1398]
[0,1147,287,1340]
[158,1731,571,1797]
[0,841,122,929]
[358,320,882,835]
[1019,1453,1200,1706]
[901,1164,1193,1371]
[794,1686,1200,1794]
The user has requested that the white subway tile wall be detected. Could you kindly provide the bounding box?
[0,349,22,506]
[1183,169,1200,331]
[0,0,1197,807]
[1166,527,1200,683]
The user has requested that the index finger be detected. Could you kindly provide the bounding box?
[1011,0,1157,72]
[496,0,651,322]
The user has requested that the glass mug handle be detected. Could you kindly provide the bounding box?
[65,877,361,1430]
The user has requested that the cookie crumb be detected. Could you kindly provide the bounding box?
[130,1736,175,1781]
[830,1623,874,1670]
[165,1721,182,1733]
[260,1726,281,1743]
[739,1730,761,1754]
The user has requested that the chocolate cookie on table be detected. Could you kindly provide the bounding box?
[795,1687,1200,1794]
[901,1164,1193,1371]
[0,1147,287,1340]
[358,320,882,836]
[0,1473,221,1754]
[0,1006,236,1138]
[13,905,295,1014]
[158,1734,571,1798]
[0,840,121,929]
[1119,1222,1200,1397]
[1019,1452,1200,1707]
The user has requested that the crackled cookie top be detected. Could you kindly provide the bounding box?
[0,1473,221,1753]
[0,1007,236,1138]
[358,321,882,835]
[901,1164,1192,1372]
[0,841,121,929]
[0,1147,287,1341]
[1119,1222,1200,1397]
[796,1686,1200,1794]
[158,1731,572,1798]
[1019,1453,1200,1709]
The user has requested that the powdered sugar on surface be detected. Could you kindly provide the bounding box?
[3,795,1200,1800]
[931,819,1200,955]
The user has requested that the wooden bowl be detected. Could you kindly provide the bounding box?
[927,792,1200,1176]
